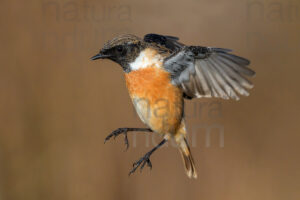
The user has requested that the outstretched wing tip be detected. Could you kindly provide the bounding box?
[164,46,255,101]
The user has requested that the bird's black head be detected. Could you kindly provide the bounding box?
[91,34,146,73]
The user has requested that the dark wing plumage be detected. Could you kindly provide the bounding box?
[143,33,255,100]
[143,33,184,52]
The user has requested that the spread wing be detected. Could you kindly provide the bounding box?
[163,46,255,100]
[143,33,255,100]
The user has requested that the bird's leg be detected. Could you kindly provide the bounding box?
[104,128,152,150]
[129,139,167,176]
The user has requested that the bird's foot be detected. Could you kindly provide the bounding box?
[104,128,130,150]
[129,152,153,176]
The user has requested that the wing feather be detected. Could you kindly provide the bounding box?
[195,60,211,97]
[208,57,240,100]
[164,46,255,100]
[211,58,250,96]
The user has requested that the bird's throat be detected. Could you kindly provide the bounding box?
[129,48,164,71]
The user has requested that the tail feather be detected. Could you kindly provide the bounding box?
[178,138,197,179]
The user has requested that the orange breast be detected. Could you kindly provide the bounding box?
[125,67,183,135]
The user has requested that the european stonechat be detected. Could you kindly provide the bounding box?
[91,33,255,178]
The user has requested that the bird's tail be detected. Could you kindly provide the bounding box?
[177,137,197,179]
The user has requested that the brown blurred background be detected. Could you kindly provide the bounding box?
[1,0,300,199]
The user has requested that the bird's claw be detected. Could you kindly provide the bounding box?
[128,153,152,176]
[104,128,129,150]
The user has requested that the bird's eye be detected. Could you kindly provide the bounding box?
[116,46,123,52]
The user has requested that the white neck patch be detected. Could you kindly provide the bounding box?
[129,49,163,71]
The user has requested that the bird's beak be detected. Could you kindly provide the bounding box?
[90,53,110,60]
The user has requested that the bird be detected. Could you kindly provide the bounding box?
[91,33,255,179]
